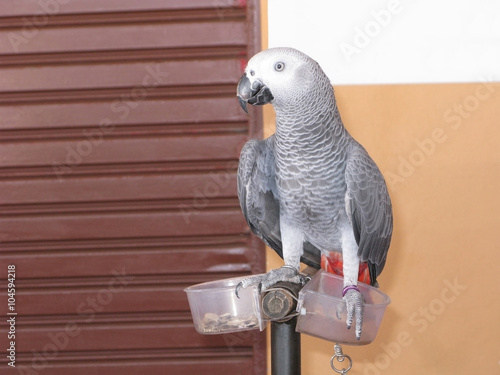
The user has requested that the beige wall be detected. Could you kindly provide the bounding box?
[260,1,500,374]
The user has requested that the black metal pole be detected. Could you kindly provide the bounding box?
[262,281,303,375]
[271,317,301,375]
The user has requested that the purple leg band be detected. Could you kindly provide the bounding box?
[342,285,360,297]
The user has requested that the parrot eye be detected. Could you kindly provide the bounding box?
[274,62,285,72]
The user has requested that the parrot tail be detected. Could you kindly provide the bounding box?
[321,251,372,286]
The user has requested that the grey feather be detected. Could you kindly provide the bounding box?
[345,142,393,281]
[237,136,322,268]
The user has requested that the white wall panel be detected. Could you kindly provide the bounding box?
[269,0,500,84]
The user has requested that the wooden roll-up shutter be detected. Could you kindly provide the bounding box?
[0,1,265,374]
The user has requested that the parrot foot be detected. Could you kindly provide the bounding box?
[343,286,365,340]
[235,266,306,298]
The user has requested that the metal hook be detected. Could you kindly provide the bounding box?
[330,343,353,374]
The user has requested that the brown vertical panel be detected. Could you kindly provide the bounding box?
[0,1,265,374]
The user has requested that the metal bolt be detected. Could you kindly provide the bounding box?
[262,282,300,321]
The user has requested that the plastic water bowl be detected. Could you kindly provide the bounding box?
[185,275,266,335]
[296,270,390,345]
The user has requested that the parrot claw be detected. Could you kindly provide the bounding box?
[344,288,365,340]
[235,274,264,299]
[235,282,242,299]
[235,266,305,298]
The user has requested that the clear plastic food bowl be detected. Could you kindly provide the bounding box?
[296,270,390,345]
[185,275,266,335]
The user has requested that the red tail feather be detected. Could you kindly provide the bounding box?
[321,251,371,285]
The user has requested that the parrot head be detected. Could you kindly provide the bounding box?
[237,47,328,113]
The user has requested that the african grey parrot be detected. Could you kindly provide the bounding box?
[235,47,392,339]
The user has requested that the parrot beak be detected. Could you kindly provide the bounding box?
[236,73,274,113]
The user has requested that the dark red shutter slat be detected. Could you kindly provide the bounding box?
[0,1,265,374]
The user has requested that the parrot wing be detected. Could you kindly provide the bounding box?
[345,143,393,285]
[237,136,321,268]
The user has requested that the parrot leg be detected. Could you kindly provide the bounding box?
[341,225,365,340]
[236,216,306,298]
